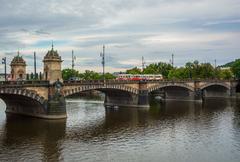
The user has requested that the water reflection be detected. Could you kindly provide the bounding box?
[0,98,240,162]
[0,115,66,161]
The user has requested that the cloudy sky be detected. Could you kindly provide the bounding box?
[0,0,240,73]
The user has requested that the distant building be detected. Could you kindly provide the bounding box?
[10,52,27,80]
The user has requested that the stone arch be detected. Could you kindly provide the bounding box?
[0,88,46,105]
[63,85,139,97]
[148,83,195,93]
[200,83,230,90]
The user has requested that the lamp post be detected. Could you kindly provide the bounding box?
[34,52,36,79]
[71,50,76,78]
[100,45,105,81]
[142,56,145,72]
[2,57,6,81]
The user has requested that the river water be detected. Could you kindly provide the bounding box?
[0,97,240,162]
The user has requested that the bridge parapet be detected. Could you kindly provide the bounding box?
[0,80,50,87]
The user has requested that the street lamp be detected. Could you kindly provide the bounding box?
[71,50,76,78]
[100,45,105,81]
[2,57,6,81]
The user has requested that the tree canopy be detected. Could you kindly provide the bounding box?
[125,60,234,80]
[62,68,116,80]
[231,59,240,79]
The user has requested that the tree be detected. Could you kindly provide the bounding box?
[103,73,116,80]
[231,59,240,79]
[142,62,173,78]
[143,64,158,74]
[219,69,233,80]
[35,73,39,80]
[198,63,215,79]
[126,67,142,74]
[62,68,79,80]
[30,73,34,80]
[26,74,29,80]
[168,68,188,79]
[80,70,101,80]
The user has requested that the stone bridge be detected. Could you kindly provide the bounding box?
[0,79,238,119]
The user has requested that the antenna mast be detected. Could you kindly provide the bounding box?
[142,56,145,72]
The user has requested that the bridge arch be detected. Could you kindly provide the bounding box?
[0,88,46,105]
[63,84,139,97]
[200,83,231,98]
[148,83,195,93]
[200,83,230,90]
[0,88,48,116]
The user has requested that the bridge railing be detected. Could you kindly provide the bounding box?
[63,79,140,85]
[63,79,236,85]
[0,80,50,87]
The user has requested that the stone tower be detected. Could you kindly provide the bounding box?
[10,52,27,80]
[43,45,63,83]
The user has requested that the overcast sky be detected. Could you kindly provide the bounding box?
[0,0,240,73]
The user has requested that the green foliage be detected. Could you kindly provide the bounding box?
[219,69,233,79]
[62,69,116,80]
[62,68,80,80]
[231,59,240,78]
[143,62,173,78]
[126,67,142,74]
[168,68,188,79]
[126,62,173,78]
[220,59,240,68]
[80,70,101,80]
[26,74,29,80]
[104,73,116,80]
[30,73,34,80]
[125,60,235,80]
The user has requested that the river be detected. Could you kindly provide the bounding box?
[0,97,240,162]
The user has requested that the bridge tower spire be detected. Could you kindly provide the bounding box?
[43,44,63,83]
[10,51,26,81]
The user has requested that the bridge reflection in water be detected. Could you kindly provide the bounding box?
[0,97,240,161]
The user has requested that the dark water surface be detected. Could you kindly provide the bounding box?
[0,98,240,162]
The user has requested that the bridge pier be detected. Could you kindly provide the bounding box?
[104,91,149,108]
[3,94,67,119]
[194,89,203,101]
[103,81,150,108]
[0,81,67,119]
[46,94,67,119]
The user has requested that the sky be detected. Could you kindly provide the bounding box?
[0,0,240,73]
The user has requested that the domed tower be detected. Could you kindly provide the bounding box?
[10,52,27,80]
[43,44,63,83]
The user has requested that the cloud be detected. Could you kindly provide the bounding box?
[0,0,240,73]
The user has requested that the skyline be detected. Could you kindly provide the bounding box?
[0,0,240,73]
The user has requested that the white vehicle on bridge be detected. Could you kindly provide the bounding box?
[116,74,163,81]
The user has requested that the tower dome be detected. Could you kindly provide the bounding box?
[43,45,62,61]
[10,53,26,66]
[10,52,27,80]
